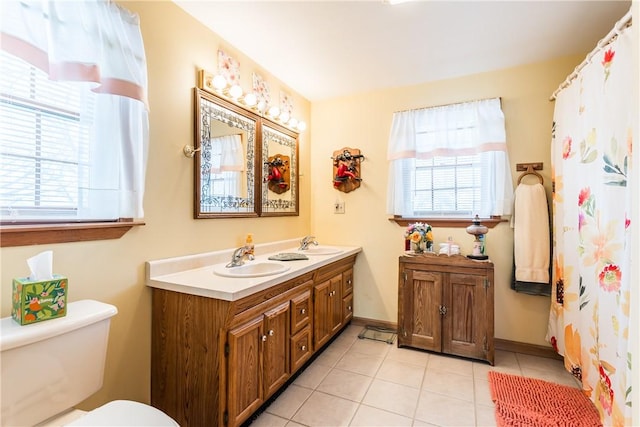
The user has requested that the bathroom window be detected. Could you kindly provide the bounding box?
[387,98,513,222]
[0,0,148,246]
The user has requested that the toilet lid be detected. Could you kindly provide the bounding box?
[65,400,179,426]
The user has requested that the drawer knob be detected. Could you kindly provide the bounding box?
[301,345,307,351]
[268,329,275,336]
[348,306,352,311]
[347,279,352,285]
[262,335,267,342]
[301,308,306,314]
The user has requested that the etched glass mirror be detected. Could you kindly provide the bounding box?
[261,123,299,216]
[194,88,258,218]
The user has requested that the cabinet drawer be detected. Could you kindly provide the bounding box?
[343,293,353,323]
[342,268,353,296]
[290,290,311,334]
[290,326,312,373]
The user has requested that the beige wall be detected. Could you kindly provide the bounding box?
[0,1,311,409]
[310,55,584,347]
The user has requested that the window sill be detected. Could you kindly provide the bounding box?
[389,216,506,229]
[0,220,145,247]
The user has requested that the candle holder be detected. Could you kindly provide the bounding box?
[466,215,489,260]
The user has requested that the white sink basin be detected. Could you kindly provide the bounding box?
[295,246,344,256]
[214,262,291,278]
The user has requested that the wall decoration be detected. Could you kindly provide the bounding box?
[280,90,293,117]
[252,72,270,107]
[217,49,240,86]
[264,154,290,194]
[332,147,364,193]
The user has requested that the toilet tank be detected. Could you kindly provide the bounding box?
[0,299,118,427]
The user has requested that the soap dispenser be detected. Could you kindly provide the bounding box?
[245,233,254,256]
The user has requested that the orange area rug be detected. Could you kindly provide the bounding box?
[488,371,602,427]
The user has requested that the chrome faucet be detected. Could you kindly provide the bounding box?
[226,246,254,268]
[298,235,318,251]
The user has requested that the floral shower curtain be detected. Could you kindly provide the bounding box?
[547,18,633,427]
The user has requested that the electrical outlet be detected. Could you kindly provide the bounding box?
[334,201,345,214]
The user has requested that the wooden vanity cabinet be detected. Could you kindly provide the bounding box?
[397,254,494,365]
[151,255,357,427]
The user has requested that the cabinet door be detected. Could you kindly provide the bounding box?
[329,275,343,336]
[399,268,442,351]
[227,316,264,426]
[313,279,331,349]
[442,273,486,360]
[263,301,290,398]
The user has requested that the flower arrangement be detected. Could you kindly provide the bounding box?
[405,222,433,253]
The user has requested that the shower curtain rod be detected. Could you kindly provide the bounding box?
[550,9,633,101]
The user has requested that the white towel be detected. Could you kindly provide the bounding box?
[513,183,550,284]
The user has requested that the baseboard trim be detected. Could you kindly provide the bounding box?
[351,316,397,330]
[494,338,563,360]
[353,316,563,360]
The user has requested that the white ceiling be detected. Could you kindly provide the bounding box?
[173,1,631,101]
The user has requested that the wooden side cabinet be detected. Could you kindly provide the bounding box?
[398,254,494,365]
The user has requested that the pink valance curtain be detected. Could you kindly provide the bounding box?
[547,16,634,426]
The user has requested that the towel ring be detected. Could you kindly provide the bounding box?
[517,166,543,185]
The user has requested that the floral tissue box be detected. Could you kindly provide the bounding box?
[12,275,67,325]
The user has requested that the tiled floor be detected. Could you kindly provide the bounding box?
[249,324,578,427]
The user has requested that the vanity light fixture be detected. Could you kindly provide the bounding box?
[199,70,306,133]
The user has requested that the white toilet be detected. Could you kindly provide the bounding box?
[0,299,179,426]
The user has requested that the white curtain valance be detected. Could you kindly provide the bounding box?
[387,98,507,161]
[1,0,148,107]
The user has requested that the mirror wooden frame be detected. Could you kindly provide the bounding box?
[193,87,300,218]
[194,88,261,218]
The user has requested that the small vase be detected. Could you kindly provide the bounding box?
[411,240,426,253]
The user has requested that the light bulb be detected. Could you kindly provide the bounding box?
[257,100,266,112]
[268,106,280,118]
[288,118,298,128]
[279,111,290,124]
[212,75,226,90]
[243,93,257,107]
[228,85,243,99]
[297,121,307,132]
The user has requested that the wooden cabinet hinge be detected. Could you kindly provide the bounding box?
[483,278,490,289]
[483,335,488,354]
[223,410,229,425]
[403,271,407,285]
[224,342,230,356]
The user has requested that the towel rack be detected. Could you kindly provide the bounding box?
[516,162,543,185]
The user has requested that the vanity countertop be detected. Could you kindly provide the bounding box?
[146,239,361,301]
